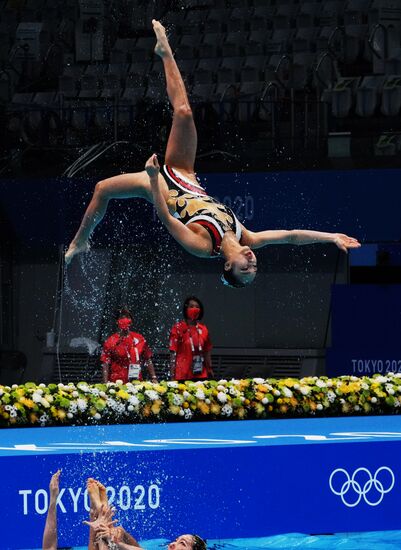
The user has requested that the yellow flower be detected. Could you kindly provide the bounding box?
[198,402,210,414]
[117,390,129,400]
[29,413,38,423]
[183,401,189,409]
[256,384,268,393]
[142,404,151,417]
[210,403,221,414]
[151,402,162,415]
[255,391,265,401]
[169,405,181,415]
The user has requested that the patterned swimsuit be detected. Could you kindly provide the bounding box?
[161,164,242,257]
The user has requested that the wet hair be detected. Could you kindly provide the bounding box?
[183,296,204,320]
[191,534,207,550]
[220,267,246,288]
[115,305,132,320]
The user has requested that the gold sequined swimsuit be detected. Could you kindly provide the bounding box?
[161,164,242,257]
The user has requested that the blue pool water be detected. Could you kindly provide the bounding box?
[26,531,401,549]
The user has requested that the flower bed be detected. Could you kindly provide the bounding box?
[1,374,401,428]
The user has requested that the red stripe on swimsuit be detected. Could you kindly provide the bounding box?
[165,165,208,196]
[194,220,222,257]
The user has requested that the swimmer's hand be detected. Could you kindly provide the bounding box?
[145,153,160,179]
[333,233,361,253]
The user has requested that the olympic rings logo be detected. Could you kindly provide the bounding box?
[329,467,395,507]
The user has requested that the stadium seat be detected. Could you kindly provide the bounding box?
[296,3,321,28]
[381,75,401,116]
[191,83,215,102]
[355,75,386,116]
[226,7,253,33]
[344,0,370,25]
[292,28,319,53]
[331,76,361,117]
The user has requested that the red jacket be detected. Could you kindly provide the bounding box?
[169,321,212,380]
[101,331,152,383]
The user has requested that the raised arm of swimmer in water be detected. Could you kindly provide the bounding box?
[241,228,361,253]
[42,470,60,550]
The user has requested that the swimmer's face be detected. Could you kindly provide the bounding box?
[225,246,257,285]
[168,534,195,550]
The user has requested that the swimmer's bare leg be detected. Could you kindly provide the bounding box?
[42,470,60,550]
[65,171,153,264]
[153,19,197,176]
[87,477,102,514]
[96,480,108,507]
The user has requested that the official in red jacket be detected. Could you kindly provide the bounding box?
[101,308,157,383]
[169,296,213,381]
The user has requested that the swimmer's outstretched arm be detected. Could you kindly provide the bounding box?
[242,228,361,252]
[145,154,208,256]
[42,470,60,550]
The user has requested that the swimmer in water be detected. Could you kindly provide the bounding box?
[65,19,360,287]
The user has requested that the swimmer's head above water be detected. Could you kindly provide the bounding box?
[221,246,257,288]
[168,534,207,550]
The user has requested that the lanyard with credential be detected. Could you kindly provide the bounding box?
[123,336,139,364]
[188,324,202,353]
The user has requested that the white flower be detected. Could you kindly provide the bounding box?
[69,403,78,414]
[72,391,79,398]
[282,387,293,398]
[217,391,228,403]
[32,392,42,403]
[67,412,73,419]
[326,380,333,387]
[58,383,64,389]
[385,385,395,395]
[316,403,323,411]
[145,390,159,401]
[327,391,336,403]
[39,413,49,425]
[253,378,265,384]
[361,383,369,390]
[262,397,268,405]
[109,389,116,395]
[173,394,183,405]
[36,389,43,395]
[375,376,389,384]
[179,409,185,416]
[9,407,17,418]
[77,398,88,411]
[273,390,281,397]
[218,379,227,384]
[183,391,190,399]
[167,381,178,388]
[371,396,377,403]
[350,376,359,382]
[195,390,205,400]
[39,383,46,388]
[99,391,106,398]
[127,405,134,412]
[205,398,211,405]
[90,388,100,396]
[217,385,226,392]
[354,405,360,411]
[228,387,238,396]
[77,383,90,393]
[316,380,326,388]
[11,384,18,389]
[115,379,123,386]
[221,404,233,416]
[0,388,3,396]
[128,396,139,407]
[4,405,11,411]
[293,384,300,390]
[184,408,193,419]
[40,397,50,408]
[300,387,310,396]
